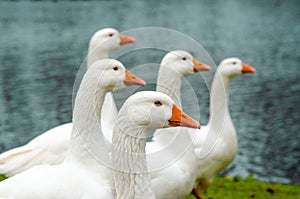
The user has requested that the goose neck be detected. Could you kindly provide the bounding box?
[208,71,231,126]
[156,66,182,108]
[112,120,155,199]
[68,72,110,165]
[87,47,109,68]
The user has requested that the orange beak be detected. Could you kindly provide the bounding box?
[168,104,201,129]
[124,69,146,86]
[193,58,211,73]
[119,33,135,45]
[242,62,256,73]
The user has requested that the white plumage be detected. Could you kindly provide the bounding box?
[190,58,256,197]
[0,28,135,177]
[112,91,200,199]
[0,59,145,198]
[148,50,211,199]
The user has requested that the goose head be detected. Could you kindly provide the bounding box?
[89,28,135,54]
[88,59,146,92]
[122,91,200,131]
[218,58,256,78]
[161,50,211,76]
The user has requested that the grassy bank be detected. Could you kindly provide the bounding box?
[0,174,5,182]
[186,175,299,199]
[1,174,299,198]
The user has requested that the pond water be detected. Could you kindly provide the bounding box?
[0,0,299,184]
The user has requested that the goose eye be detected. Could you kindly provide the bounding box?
[232,61,237,65]
[113,66,119,71]
[109,33,114,37]
[182,57,186,61]
[154,100,163,107]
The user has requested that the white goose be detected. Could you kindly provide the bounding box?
[0,28,135,177]
[190,58,256,198]
[112,91,200,199]
[147,50,211,199]
[0,59,146,198]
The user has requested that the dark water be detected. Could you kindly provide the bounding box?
[0,0,299,184]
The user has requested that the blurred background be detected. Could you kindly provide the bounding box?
[0,0,299,184]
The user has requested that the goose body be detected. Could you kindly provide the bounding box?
[149,130,199,199]
[0,28,135,177]
[0,59,145,198]
[0,161,114,199]
[112,91,200,199]
[147,51,211,199]
[190,58,256,197]
[0,123,71,177]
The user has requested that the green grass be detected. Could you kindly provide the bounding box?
[1,174,299,198]
[186,175,299,199]
[0,174,6,182]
